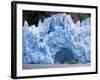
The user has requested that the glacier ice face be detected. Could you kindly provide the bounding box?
[23,13,91,64]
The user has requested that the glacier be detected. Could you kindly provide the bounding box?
[23,13,91,64]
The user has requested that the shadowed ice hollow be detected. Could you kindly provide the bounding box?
[23,13,91,64]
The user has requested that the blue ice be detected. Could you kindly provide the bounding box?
[23,13,91,64]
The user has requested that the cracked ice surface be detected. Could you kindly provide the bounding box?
[23,13,91,64]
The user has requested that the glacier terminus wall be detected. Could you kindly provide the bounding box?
[23,13,91,64]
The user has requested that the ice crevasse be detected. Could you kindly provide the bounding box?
[23,13,91,64]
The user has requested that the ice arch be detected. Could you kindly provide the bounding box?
[23,13,91,64]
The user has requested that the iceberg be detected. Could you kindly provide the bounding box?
[23,13,91,64]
